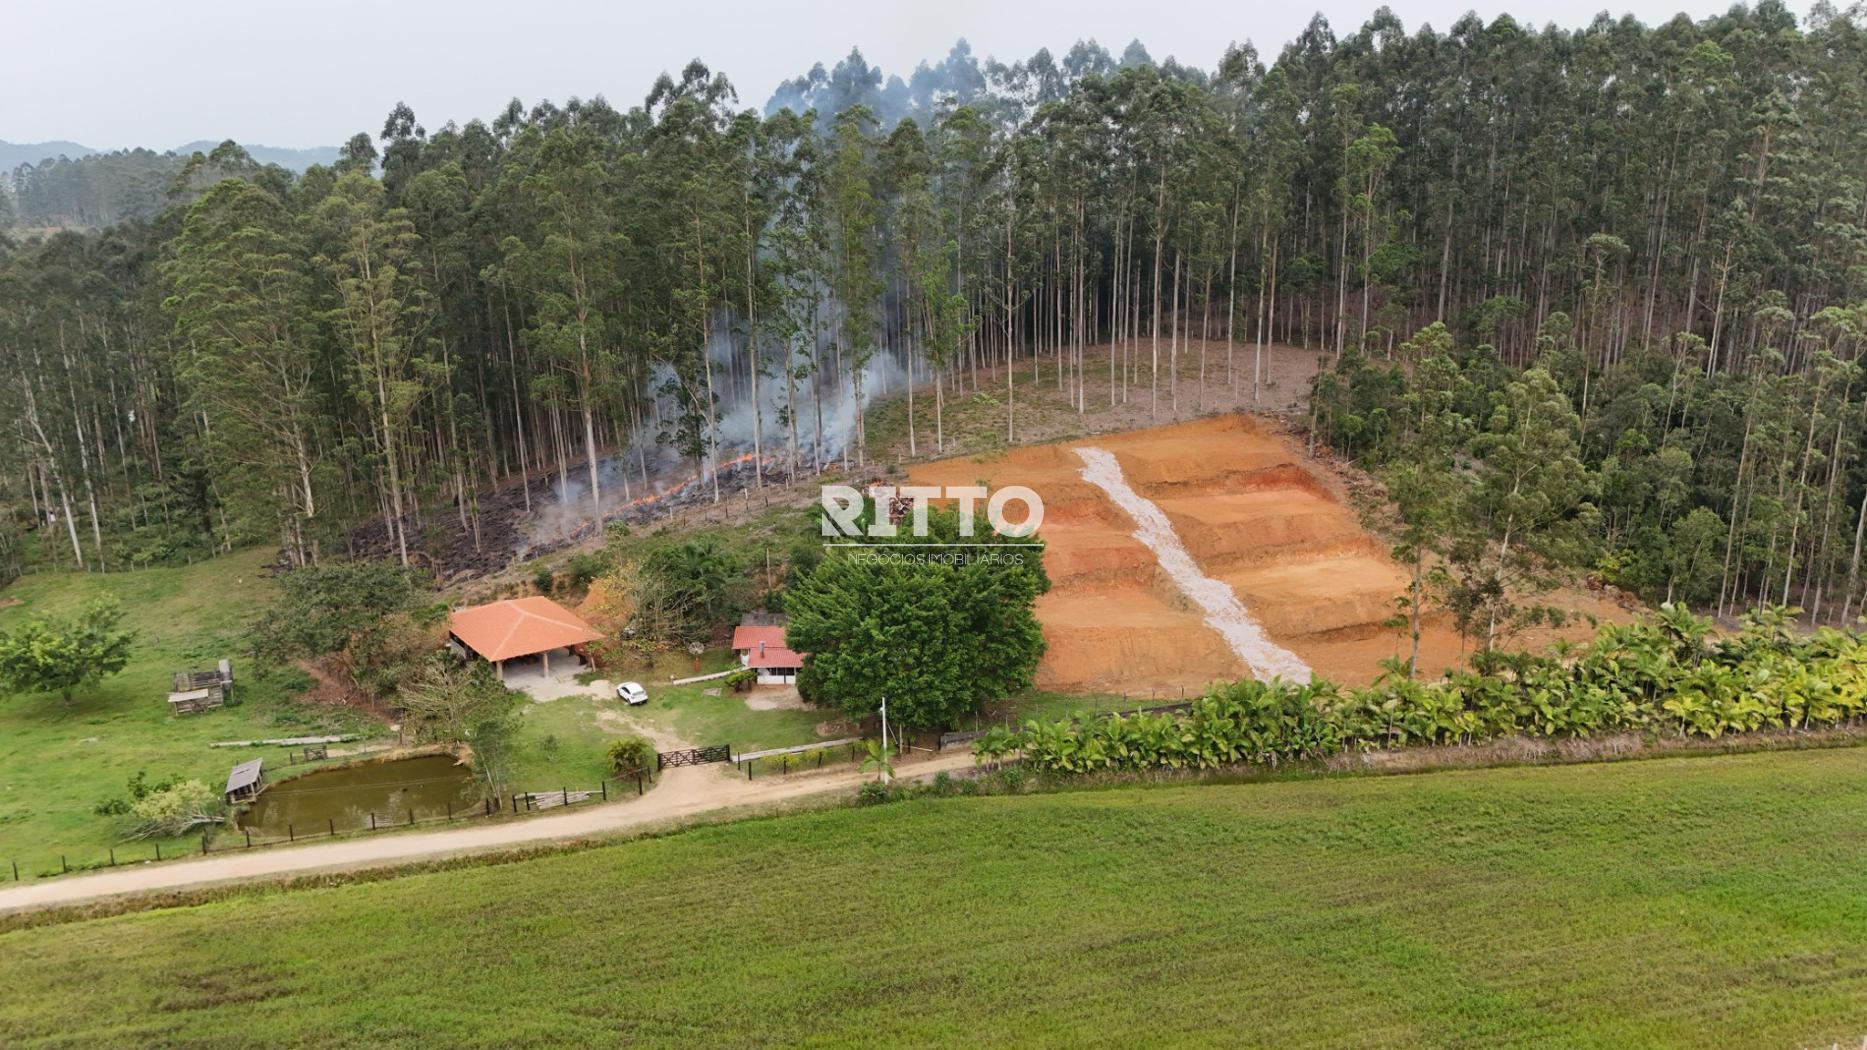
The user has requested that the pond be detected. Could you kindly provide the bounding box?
[236,754,479,836]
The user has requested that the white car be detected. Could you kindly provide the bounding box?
[616,681,649,706]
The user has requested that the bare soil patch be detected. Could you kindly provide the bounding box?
[743,686,808,711]
[911,413,1628,694]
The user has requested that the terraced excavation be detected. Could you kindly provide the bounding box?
[911,415,1621,693]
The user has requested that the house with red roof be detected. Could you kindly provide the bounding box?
[731,619,805,685]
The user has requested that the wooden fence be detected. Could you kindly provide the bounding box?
[656,744,731,770]
[8,776,642,884]
[733,738,864,779]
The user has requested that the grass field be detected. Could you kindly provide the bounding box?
[505,650,842,788]
[4,747,1866,1047]
[0,552,383,871]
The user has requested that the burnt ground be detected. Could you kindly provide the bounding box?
[339,339,1331,588]
[343,456,845,587]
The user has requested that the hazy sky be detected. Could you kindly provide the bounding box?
[8,0,1747,149]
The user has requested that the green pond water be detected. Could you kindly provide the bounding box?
[237,754,479,835]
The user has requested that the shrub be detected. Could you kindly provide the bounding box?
[995,765,1029,793]
[607,735,656,777]
[564,551,611,591]
[95,770,177,816]
[128,780,223,839]
[1009,605,1867,778]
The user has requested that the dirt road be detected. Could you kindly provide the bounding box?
[0,748,982,915]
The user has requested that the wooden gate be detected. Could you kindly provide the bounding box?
[657,744,731,770]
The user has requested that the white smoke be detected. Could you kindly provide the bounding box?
[522,306,914,547]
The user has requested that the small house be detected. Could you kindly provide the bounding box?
[731,622,805,685]
[224,758,265,804]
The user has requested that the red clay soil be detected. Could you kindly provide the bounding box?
[910,414,1627,694]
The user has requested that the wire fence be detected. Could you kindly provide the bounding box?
[9,698,1198,884]
[6,773,648,884]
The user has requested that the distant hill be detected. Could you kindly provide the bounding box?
[1,138,341,230]
[0,140,95,168]
[0,138,337,174]
[172,141,339,172]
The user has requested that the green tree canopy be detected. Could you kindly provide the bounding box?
[0,596,135,707]
[251,560,431,665]
[785,507,1048,729]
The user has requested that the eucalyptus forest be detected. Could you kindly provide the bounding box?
[3,2,1866,626]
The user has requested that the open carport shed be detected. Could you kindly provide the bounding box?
[224,758,265,803]
[448,596,604,680]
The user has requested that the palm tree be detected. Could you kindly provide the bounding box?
[860,738,895,783]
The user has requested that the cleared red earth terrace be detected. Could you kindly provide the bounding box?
[911,415,1625,694]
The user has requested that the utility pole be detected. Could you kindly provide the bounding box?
[879,695,891,785]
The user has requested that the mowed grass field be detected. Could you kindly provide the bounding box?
[0,552,382,870]
[5,747,1867,1048]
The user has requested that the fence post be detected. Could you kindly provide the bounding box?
[201,832,208,855]
[408,809,414,826]
[11,860,17,881]
[288,824,294,843]
[109,848,116,867]
[447,802,453,821]
[636,772,644,796]
[154,844,160,862]
[244,829,251,849]
[370,812,377,831]
[329,818,336,836]
[61,856,67,874]
[562,787,569,807]
[600,780,607,801]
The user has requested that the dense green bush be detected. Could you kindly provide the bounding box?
[788,504,1049,729]
[1010,605,1867,776]
[126,780,223,839]
[606,735,656,777]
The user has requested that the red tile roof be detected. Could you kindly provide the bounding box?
[731,625,787,651]
[449,596,604,663]
[747,643,803,669]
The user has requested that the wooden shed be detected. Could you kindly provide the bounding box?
[169,660,234,715]
[224,758,265,803]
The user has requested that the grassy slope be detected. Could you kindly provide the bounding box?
[5,747,1867,1047]
[0,552,381,871]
